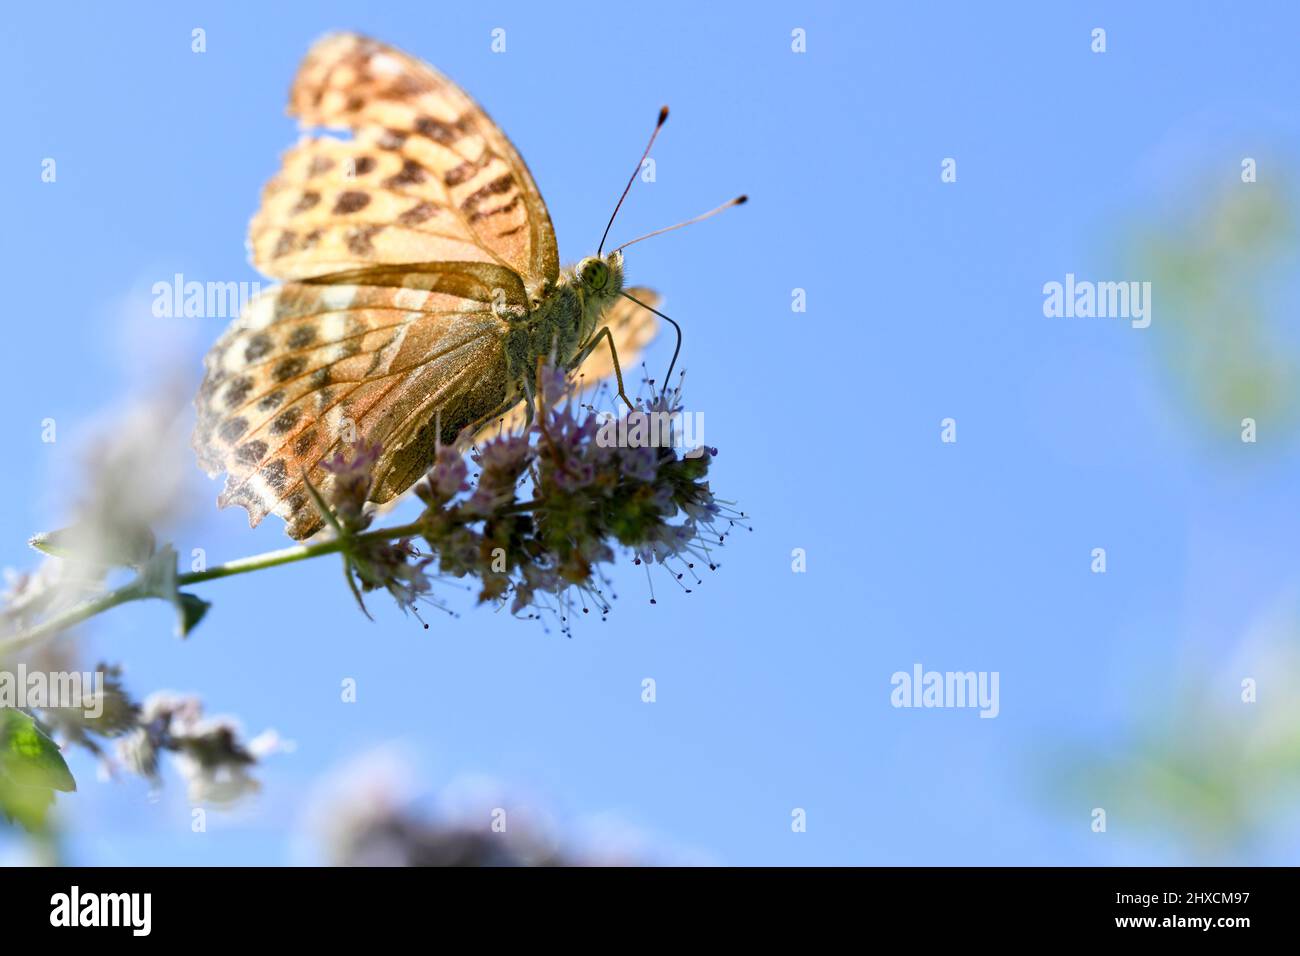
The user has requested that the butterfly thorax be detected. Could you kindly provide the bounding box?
[503,251,625,391]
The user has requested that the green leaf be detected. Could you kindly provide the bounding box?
[27,530,68,558]
[136,544,210,638]
[0,709,76,793]
[29,521,156,568]
[176,592,212,636]
[0,709,76,830]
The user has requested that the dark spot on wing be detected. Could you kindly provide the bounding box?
[260,459,288,493]
[236,439,268,466]
[383,159,427,189]
[287,325,317,349]
[444,155,488,187]
[462,174,514,212]
[468,195,521,223]
[258,390,285,411]
[397,202,437,226]
[272,356,307,382]
[224,376,254,408]
[271,406,303,435]
[413,115,461,145]
[291,192,320,215]
[332,191,371,215]
[219,417,249,444]
[346,225,385,255]
[272,232,297,258]
[244,334,273,362]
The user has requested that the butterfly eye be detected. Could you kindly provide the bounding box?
[579,258,609,291]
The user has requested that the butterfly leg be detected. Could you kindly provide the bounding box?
[521,378,536,428]
[572,326,636,410]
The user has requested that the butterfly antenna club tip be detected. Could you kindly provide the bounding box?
[610,194,748,255]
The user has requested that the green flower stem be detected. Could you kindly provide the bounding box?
[0,582,146,655]
[176,519,426,585]
[0,518,432,656]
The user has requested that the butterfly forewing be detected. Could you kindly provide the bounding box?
[252,32,558,292]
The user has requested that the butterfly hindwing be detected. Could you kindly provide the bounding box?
[194,278,510,539]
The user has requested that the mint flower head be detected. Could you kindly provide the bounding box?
[310,364,748,631]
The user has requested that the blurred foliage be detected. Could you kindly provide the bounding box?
[1047,601,1300,859]
[1058,166,1300,858]
[1133,176,1300,439]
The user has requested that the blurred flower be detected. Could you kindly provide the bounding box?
[45,388,192,573]
[305,754,570,867]
[121,691,286,805]
[3,387,196,640]
[1,563,71,636]
[332,813,564,867]
[3,669,287,808]
[169,720,259,804]
[302,752,710,867]
[35,661,139,755]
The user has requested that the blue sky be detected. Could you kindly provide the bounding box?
[5,1,1300,864]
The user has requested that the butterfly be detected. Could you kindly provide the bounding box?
[193,33,740,540]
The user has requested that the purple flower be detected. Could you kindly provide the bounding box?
[419,446,469,504]
[323,440,382,531]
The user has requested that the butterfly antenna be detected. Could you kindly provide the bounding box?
[611,195,747,254]
[620,290,682,400]
[597,106,670,257]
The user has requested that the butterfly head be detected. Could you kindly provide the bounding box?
[573,252,625,348]
[576,251,624,299]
